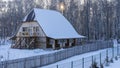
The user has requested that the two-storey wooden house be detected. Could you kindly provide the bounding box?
[11,8,85,49]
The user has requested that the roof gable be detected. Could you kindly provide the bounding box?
[24,8,85,39]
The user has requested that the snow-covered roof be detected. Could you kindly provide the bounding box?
[24,8,85,39]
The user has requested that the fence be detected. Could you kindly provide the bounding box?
[0,40,113,68]
[41,46,120,68]
[0,38,10,45]
[0,39,6,45]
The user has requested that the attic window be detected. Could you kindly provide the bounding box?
[36,27,39,32]
[33,26,39,32]
[22,27,27,32]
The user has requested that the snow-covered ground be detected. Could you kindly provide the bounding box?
[105,59,120,68]
[0,41,63,61]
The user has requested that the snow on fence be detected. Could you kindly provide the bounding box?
[0,40,113,68]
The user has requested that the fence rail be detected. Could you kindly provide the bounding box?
[41,46,120,68]
[0,40,113,68]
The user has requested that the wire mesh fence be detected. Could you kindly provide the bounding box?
[41,46,120,68]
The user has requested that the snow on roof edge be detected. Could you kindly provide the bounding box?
[50,36,86,40]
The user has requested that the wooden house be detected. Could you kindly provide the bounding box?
[11,8,85,49]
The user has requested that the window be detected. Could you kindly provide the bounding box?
[36,27,39,32]
[33,26,39,32]
[22,27,27,32]
[33,27,36,32]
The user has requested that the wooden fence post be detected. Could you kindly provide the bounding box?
[71,61,73,68]
[118,46,120,56]
[112,47,114,58]
[106,49,108,58]
[117,46,119,56]
[56,64,58,68]
[82,58,84,68]
[92,56,93,66]
[24,59,26,68]
[100,53,101,65]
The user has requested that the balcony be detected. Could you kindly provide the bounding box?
[19,32,40,37]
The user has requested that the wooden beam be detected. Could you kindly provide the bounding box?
[66,39,69,47]
[73,39,76,46]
